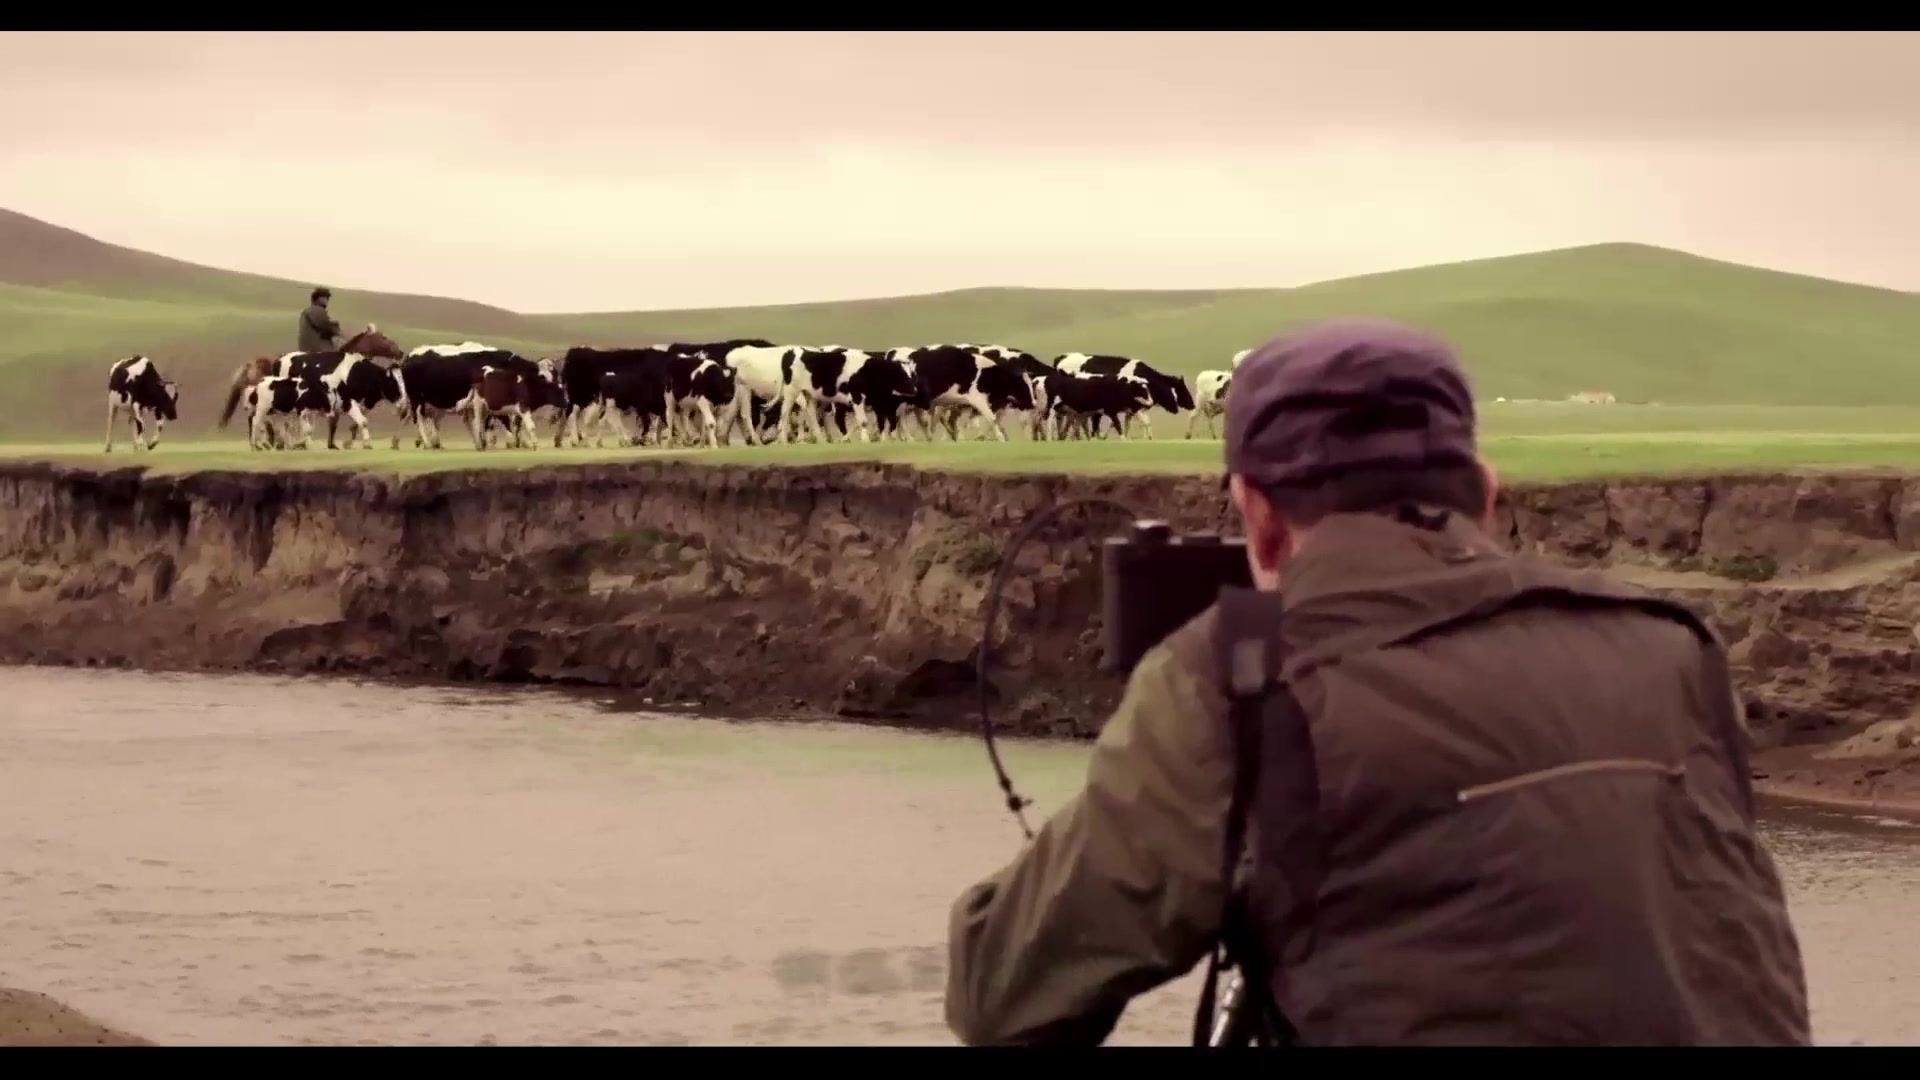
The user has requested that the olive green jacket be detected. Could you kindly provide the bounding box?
[942,510,1805,1046]
[298,302,341,353]
[942,557,1239,1046]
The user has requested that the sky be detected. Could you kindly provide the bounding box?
[1,30,1916,313]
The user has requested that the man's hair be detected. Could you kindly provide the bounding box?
[1255,460,1488,529]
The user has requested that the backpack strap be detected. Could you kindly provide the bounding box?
[1193,586,1315,1046]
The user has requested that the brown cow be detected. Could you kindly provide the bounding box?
[467,364,539,450]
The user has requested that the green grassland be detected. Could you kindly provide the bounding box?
[14,404,1920,483]
[4,207,1920,481]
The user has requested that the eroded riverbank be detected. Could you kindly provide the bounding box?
[0,460,1918,804]
[2,667,1916,1046]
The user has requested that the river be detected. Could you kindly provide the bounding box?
[0,666,1914,1046]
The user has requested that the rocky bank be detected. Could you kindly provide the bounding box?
[0,460,1917,809]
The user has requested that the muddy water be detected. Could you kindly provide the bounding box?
[1,667,1915,1047]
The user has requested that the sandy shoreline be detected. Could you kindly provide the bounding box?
[0,988,152,1046]
[1751,742,1920,821]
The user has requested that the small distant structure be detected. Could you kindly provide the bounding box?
[1566,391,1617,405]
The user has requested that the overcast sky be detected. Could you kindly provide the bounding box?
[1,31,1915,312]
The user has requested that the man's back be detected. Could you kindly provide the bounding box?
[1230,512,1810,1044]
[298,302,338,353]
[943,509,1810,1047]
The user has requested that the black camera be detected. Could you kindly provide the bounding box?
[1099,520,1254,673]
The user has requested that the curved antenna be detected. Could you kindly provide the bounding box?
[976,497,1143,842]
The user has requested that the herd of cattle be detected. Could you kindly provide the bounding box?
[102,329,1262,452]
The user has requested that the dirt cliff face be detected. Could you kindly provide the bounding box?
[0,461,1916,801]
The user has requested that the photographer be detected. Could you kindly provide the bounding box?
[943,318,1811,1046]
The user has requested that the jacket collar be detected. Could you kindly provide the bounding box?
[1276,507,1509,642]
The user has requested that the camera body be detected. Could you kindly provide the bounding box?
[1100,520,1255,673]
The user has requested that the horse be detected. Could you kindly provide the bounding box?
[216,326,405,446]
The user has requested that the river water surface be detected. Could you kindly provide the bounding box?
[1,666,1915,1046]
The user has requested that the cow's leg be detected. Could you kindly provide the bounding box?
[295,411,315,449]
[326,409,342,450]
[962,398,1006,442]
[795,393,829,444]
[415,408,437,451]
[696,399,720,449]
[605,405,634,448]
[103,396,118,452]
[586,402,609,446]
[741,396,766,446]
[463,393,486,450]
[344,401,372,448]
[776,389,797,444]
[852,401,874,443]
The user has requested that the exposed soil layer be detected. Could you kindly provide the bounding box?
[2,461,1919,807]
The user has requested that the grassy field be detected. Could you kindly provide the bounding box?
[6,206,1920,444]
[13,404,1920,482]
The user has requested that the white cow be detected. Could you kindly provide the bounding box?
[1186,369,1233,439]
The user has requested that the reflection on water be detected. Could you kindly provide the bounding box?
[0,665,1914,1046]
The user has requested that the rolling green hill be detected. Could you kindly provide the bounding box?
[3,206,1917,441]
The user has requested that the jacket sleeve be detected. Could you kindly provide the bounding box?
[943,616,1237,1045]
[308,305,341,338]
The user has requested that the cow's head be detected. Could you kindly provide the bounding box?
[156,381,180,422]
[849,353,915,407]
[1165,373,1195,411]
[979,362,1036,411]
[703,362,739,406]
[1141,372,1185,413]
[381,365,410,410]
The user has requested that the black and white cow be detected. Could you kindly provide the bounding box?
[972,345,1054,440]
[400,342,558,450]
[271,350,409,449]
[104,355,180,452]
[1052,353,1193,438]
[720,345,807,445]
[248,374,341,451]
[1185,369,1232,439]
[777,347,920,444]
[652,341,765,447]
[556,346,678,448]
[886,345,1037,442]
[589,363,672,447]
[560,345,733,447]
[672,358,741,448]
[1041,369,1151,441]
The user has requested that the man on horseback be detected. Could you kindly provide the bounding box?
[298,287,342,352]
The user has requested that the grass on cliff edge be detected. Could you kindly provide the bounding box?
[10,404,1920,483]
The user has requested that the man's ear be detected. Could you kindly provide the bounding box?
[1229,475,1291,575]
